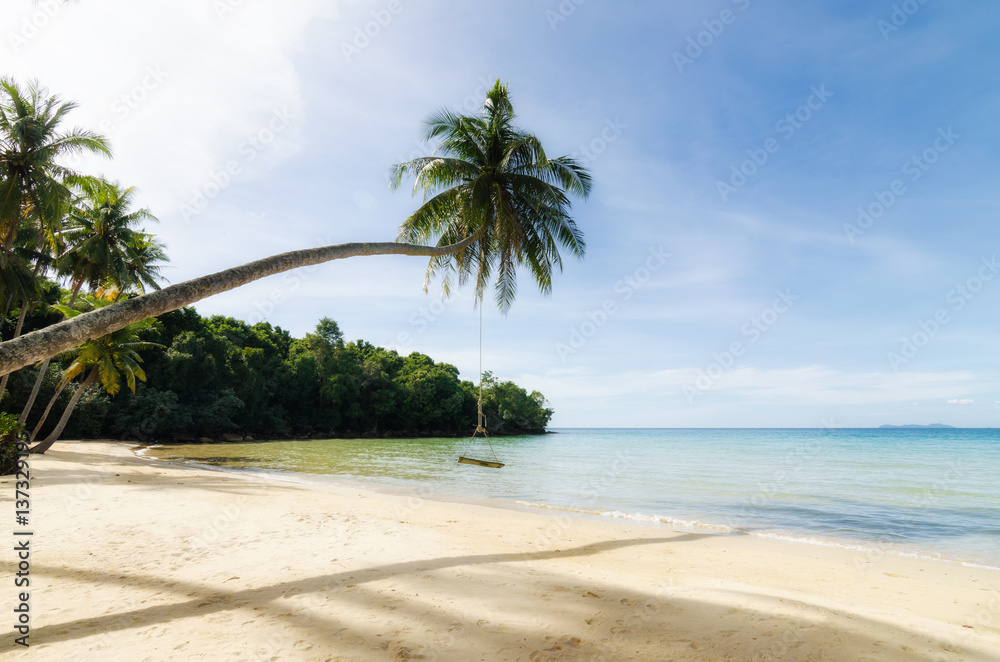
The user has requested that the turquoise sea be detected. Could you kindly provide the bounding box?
[140,428,1000,568]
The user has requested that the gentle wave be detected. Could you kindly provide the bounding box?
[514,501,1000,568]
[751,531,1000,570]
[512,501,743,535]
[137,428,1000,569]
[596,509,746,535]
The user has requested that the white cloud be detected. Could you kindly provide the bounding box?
[5,1,999,430]
[947,399,976,406]
[3,0,339,277]
[524,364,981,408]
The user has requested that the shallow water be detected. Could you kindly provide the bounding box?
[141,428,1000,568]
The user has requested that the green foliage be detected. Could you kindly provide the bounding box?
[55,299,161,396]
[0,77,111,250]
[478,371,553,434]
[62,388,109,439]
[2,280,63,341]
[55,178,162,298]
[0,412,23,475]
[0,79,559,443]
[1,303,554,440]
[391,79,590,312]
[109,386,190,438]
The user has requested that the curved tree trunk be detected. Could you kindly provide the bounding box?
[26,374,67,443]
[67,284,81,308]
[0,302,30,399]
[29,367,98,454]
[2,252,55,401]
[16,277,84,422]
[0,235,482,378]
[18,358,51,426]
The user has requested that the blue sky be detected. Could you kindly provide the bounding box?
[4,0,999,427]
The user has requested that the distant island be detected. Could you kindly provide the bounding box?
[879,424,956,429]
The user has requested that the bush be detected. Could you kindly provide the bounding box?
[0,412,25,476]
[109,386,191,441]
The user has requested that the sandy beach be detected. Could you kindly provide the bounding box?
[3,441,998,661]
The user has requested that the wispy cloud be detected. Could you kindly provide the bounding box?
[5,1,998,427]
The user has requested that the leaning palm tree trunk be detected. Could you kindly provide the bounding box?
[29,367,98,453]
[18,358,51,426]
[17,275,77,415]
[26,373,66,443]
[0,301,30,399]
[0,236,482,378]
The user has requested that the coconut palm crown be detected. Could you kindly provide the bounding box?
[55,313,159,397]
[390,80,590,312]
[0,78,111,250]
[56,178,160,300]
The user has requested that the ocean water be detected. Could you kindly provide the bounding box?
[140,428,1000,568]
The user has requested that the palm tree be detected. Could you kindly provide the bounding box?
[18,187,164,424]
[0,223,48,402]
[29,314,159,453]
[16,287,82,430]
[0,77,110,249]
[391,80,589,310]
[0,224,45,320]
[56,179,157,304]
[0,78,110,397]
[120,232,167,296]
[0,80,589,377]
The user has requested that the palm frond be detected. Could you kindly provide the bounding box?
[391,80,589,313]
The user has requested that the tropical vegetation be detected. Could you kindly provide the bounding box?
[2,308,552,443]
[0,80,589,380]
[0,77,585,470]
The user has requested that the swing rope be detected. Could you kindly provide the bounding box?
[461,302,500,463]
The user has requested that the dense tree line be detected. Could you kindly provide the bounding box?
[1,305,553,441]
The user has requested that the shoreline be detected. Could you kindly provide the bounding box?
[137,440,1000,574]
[125,429,555,445]
[7,440,1000,660]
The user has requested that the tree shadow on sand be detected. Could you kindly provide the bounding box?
[13,534,995,661]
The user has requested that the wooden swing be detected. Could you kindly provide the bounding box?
[457,305,504,469]
[458,400,503,468]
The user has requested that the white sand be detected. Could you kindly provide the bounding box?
[3,440,999,661]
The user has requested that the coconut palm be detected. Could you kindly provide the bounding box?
[19,226,166,423]
[0,80,589,377]
[120,232,167,296]
[0,77,110,249]
[0,78,110,399]
[29,313,159,453]
[56,179,158,304]
[0,223,49,402]
[0,225,49,419]
[0,224,45,316]
[391,80,589,310]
